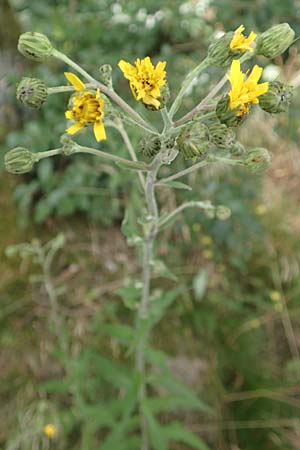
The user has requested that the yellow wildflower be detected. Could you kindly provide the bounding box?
[43,424,57,439]
[118,56,166,109]
[64,72,106,142]
[228,59,269,116]
[269,290,282,302]
[230,25,256,52]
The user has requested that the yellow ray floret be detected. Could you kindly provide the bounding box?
[64,72,106,142]
[118,56,166,109]
[227,59,268,116]
[230,25,256,52]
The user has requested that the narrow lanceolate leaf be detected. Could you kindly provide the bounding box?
[164,422,211,450]
[99,323,134,345]
[142,404,168,450]
[115,160,149,171]
[157,180,192,190]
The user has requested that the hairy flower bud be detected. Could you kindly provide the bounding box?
[177,123,211,159]
[208,123,236,149]
[259,81,293,113]
[4,147,37,174]
[244,148,272,173]
[18,32,53,61]
[216,205,231,220]
[60,135,79,156]
[230,141,246,156]
[16,77,48,108]
[256,23,295,59]
[99,64,113,87]
[207,32,237,67]
[216,95,244,127]
[138,134,161,157]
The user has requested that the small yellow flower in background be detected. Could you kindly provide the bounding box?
[255,204,267,215]
[269,290,282,302]
[249,318,261,329]
[64,72,106,142]
[228,59,269,117]
[192,223,202,232]
[201,235,213,246]
[203,249,214,260]
[230,25,256,52]
[43,423,57,439]
[118,56,166,109]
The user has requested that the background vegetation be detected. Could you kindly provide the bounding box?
[1,0,300,449]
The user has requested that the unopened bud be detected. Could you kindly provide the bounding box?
[60,135,79,156]
[5,147,38,174]
[207,31,237,67]
[138,134,161,157]
[16,77,47,108]
[259,81,293,113]
[18,32,53,61]
[99,64,113,87]
[230,141,246,156]
[216,205,231,220]
[208,123,236,149]
[177,123,211,160]
[256,23,295,59]
[244,148,272,173]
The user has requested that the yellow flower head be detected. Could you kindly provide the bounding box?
[43,424,57,439]
[64,72,106,142]
[227,59,269,116]
[230,25,256,52]
[118,56,166,109]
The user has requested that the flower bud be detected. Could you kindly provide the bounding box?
[259,81,293,113]
[216,95,245,127]
[4,147,38,174]
[177,123,211,160]
[60,135,79,156]
[99,64,113,87]
[207,32,237,67]
[208,123,236,149]
[229,141,246,156]
[244,148,272,173]
[138,134,161,157]
[16,77,48,108]
[18,32,53,61]
[256,23,295,59]
[216,205,231,220]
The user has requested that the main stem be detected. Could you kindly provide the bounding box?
[136,157,161,450]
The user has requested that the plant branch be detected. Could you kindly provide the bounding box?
[158,200,214,229]
[52,49,158,134]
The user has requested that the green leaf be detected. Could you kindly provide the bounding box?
[153,259,178,282]
[100,323,134,345]
[192,269,208,301]
[158,180,192,190]
[142,404,168,450]
[144,395,209,414]
[164,422,211,450]
[115,160,149,171]
[117,284,142,310]
[148,288,181,328]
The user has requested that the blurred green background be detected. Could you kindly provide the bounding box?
[1,1,300,449]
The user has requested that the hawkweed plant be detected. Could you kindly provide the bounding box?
[5,23,295,450]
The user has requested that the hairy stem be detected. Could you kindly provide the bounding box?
[136,156,161,450]
[158,200,215,229]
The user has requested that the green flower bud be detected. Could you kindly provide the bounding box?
[256,23,295,59]
[16,77,47,108]
[99,64,113,87]
[4,147,38,174]
[207,31,242,68]
[229,141,246,156]
[259,81,293,113]
[18,32,53,61]
[216,205,231,220]
[244,148,272,173]
[216,95,245,127]
[138,134,161,157]
[60,135,79,156]
[145,83,170,111]
[177,123,211,160]
[208,123,236,149]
